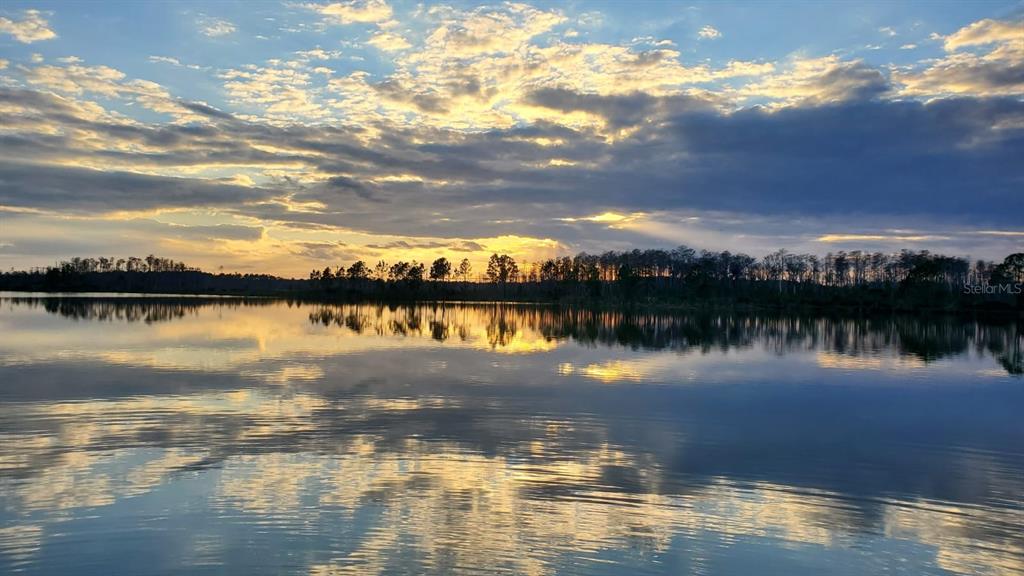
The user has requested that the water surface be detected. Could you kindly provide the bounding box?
[1,296,1022,575]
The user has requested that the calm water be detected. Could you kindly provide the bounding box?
[0,296,1022,576]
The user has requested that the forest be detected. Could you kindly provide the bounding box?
[2,248,1022,313]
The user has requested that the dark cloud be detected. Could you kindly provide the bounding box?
[373,79,448,113]
[0,82,1021,245]
[0,160,275,212]
[364,239,487,252]
[171,224,264,242]
[900,57,1024,97]
[525,87,712,128]
[802,59,890,103]
[178,100,236,120]
[325,175,379,200]
[290,241,357,261]
[450,240,485,252]
[366,240,448,250]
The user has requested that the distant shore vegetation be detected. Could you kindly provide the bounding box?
[2,249,1022,313]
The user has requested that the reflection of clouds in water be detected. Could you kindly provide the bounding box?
[0,524,43,567]
[1,298,1022,575]
[219,441,1024,576]
[816,351,928,371]
[559,359,650,382]
[258,363,326,384]
[885,501,1024,576]
[0,385,1020,575]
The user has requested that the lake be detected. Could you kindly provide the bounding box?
[0,295,1021,575]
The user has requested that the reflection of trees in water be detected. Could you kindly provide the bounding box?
[9,297,1020,374]
[8,296,280,324]
[307,303,1023,371]
[985,323,1024,375]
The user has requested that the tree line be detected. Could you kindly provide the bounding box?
[308,249,1023,288]
[41,255,200,274]
[2,249,1022,312]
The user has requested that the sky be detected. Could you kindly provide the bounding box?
[0,1,1022,276]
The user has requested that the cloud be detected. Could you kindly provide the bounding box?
[158,222,265,242]
[198,16,236,37]
[942,18,1023,51]
[177,100,236,120]
[975,230,1024,237]
[148,56,206,70]
[0,9,56,43]
[0,161,275,213]
[816,234,951,243]
[294,48,343,61]
[419,2,566,58]
[22,61,209,122]
[365,240,447,250]
[301,0,393,25]
[740,56,890,105]
[360,239,482,252]
[220,62,327,120]
[894,18,1024,98]
[6,75,1022,235]
[524,87,713,128]
[698,25,721,40]
[311,3,769,132]
[367,30,411,51]
[324,175,379,200]
[290,241,354,260]
[557,212,644,226]
[1,13,1022,270]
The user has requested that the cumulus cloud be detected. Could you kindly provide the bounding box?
[0,9,56,43]
[305,3,772,132]
[21,60,210,122]
[895,17,1024,98]
[740,56,890,105]
[301,0,393,25]
[420,2,565,57]
[0,9,1021,270]
[294,48,343,61]
[367,30,411,51]
[197,15,236,37]
[698,25,721,40]
[220,62,327,120]
[942,18,1023,51]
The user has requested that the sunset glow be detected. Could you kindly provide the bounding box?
[1,1,1021,275]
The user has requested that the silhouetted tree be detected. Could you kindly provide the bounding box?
[389,261,411,281]
[347,261,369,280]
[457,258,472,282]
[429,257,451,281]
[486,254,518,284]
[994,253,1024,283]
